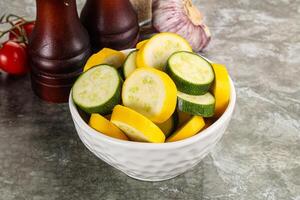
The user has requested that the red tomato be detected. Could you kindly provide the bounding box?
[0,41,29,75]
[9,21,35,41]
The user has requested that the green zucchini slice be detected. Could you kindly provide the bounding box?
[72,65,122,114]
[177,91,215,117]
[167,51,214,95]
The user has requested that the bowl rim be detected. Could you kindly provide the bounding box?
[69,61,236,150]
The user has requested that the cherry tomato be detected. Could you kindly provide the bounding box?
[9,21,35,41]
[0,41,29,75]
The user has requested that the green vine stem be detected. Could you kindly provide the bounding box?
[0,14,34,46]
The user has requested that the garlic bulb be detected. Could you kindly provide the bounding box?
[153,0,211,52]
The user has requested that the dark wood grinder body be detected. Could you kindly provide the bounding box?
[80,0,140,52]
[29,0,91,103]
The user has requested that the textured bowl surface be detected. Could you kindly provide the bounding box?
[69,54,236,182]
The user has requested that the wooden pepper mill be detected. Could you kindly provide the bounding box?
[29,0,91,103]
[80,0,139,52]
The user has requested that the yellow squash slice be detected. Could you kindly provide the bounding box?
[83,48,125,72]
[89,114,128,140]
[111,105,165,143]
[136,33,192,70]
[211,63,230,118]
[136,39,149,50]
[122,68,177,123]
[166,116,205,142]
[156,113,177,137]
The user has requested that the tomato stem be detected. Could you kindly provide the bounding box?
[0,15,33,44]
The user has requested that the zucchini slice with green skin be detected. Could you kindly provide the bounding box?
[166,51,215,95]
[72,65,122,115]
[177,91,215,117]
[156,112,178,137]
[123,50,138,78]
[117,67,125,80]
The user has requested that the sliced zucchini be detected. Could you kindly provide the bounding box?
[72,65,122,114]
[177,91,215,117]
[136,40,149,50]
[111,105,165,143]
[211,63,230,118]
[117,67,125,80]
[136,32,192,70]
[123,50,138,78]
[89,114,128,140]
[156,113,178,137]
[83,48,125,72]
[122,68,177,123]
[166,51,215,95]
[166,116,205,142]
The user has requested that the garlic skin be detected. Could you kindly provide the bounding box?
[153,0,211,52]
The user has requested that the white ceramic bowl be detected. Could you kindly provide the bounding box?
[69,60,236,182]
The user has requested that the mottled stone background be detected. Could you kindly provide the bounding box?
[0,0,300,200]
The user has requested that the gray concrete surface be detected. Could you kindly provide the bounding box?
[0,0,300,199]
